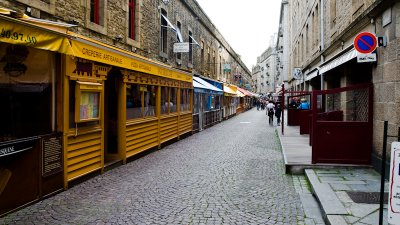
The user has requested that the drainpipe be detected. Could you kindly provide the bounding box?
[320,0,325,90]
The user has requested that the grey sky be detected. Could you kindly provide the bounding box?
[195,0,282,71]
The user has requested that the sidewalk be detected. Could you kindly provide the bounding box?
[277,125,389,225]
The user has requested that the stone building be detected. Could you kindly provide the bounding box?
[0,0,251,87]
[252,47,278,95]
[276,0,290,91]
[281,0,399,172]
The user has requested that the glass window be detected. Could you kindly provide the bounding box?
[144,85,156,117]
[127,84,157,119]
[161,86,169,114]
[180,89,191,112]
[161,86,177,114]
[170,87,177,113]
[160,10,168,54]
[128,0,136,40]
[193,93,199,114]
[126,84,142,119]
[0,44,54,141]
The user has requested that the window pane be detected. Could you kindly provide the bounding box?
[161,86,168,114]
[127,84,143,119]
[0,45,53,140]
[180,89,190,112]
[170,87,177,113]
[144,85,156,117]
[194,93,199,114]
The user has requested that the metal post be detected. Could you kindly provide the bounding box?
[379,121,388,225]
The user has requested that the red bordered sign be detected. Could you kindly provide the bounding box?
[353,32,377,54]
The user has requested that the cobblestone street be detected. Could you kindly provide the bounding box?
[1,109,307,225]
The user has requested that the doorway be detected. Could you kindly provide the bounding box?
[104,68,121,165]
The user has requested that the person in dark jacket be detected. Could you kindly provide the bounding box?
[275,104,282,126]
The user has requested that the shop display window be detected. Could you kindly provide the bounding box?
[126,84,156,120]
[0,44,53,141]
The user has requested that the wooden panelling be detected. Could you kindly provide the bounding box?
[66,131,102,181]
[160,116,178,143]
[125,120,159,158]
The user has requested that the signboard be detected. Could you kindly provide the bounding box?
[293,68,302,80]
[41,134,63,177]
[354,32,377,54]
[389,142,400,224]
[173,42,189,53]
[0,137,37,158]
[223,63,231,72]
[357,53,377,63]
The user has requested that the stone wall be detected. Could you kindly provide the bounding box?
[0,0,251,85]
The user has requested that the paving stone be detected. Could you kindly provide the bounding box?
[0,109,306,225]
[327,215,348,225]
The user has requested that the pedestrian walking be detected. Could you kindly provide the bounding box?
[256,99,261,110]
[266,101,275,125]
[275,104,282,126]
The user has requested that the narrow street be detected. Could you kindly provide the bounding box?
[1,109,307,225]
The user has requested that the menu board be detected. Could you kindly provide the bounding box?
[79,91,99,120]
[41,134,63,177]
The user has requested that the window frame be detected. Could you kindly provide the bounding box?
[160,9,168,56]
[128,0,136,40]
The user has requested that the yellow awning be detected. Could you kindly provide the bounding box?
[0,14,73,55]
[68,33,192,82]
[223,84,237,96]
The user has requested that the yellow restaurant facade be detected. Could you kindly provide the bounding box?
[0,10,192,215]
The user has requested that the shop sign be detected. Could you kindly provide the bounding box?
[70,40,192,82]
[223,63,231,72]
[389,142,400,224]
[173,42,189,53]
[0,19,72,54]
[0,137,37,158]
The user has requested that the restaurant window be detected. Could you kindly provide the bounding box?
[193,93,199,114]
[126,84,156,120]
[0,44,54,141]
[180,88,191,112]
[160,10,168,54]
[90,0,104,25]
[128,0,136,40]
[161,86,177,114]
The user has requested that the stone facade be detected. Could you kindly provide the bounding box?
[276,1,289,89]
[252,47,277,95]
[0,0,252,88]
[281,0,399,171]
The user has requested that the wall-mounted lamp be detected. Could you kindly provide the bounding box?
[114,34,123,43]
[162,0,170,4]
[218,45,223,53]
[69,19,80,26]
